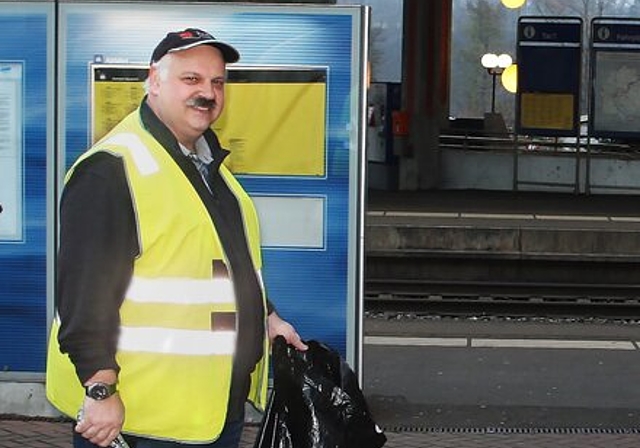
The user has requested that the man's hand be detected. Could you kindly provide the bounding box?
[267,311,308,351]
[76,394,125,447]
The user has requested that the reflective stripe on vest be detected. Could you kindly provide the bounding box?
[99,132,159,175]
[118,327,236,355]
[127,276,235,304]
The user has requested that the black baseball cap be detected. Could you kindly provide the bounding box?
[150,28,240,64]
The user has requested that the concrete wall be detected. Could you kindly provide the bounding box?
[439,149,514,191]
[589,156,640,194]
[0,377,60,417]
[432,149,640,194]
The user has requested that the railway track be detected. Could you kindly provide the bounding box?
[365,289,640,320]
[364,257,640,319]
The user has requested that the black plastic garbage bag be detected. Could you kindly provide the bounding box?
[254,336,386,448]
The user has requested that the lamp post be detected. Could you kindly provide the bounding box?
[481,53,513,114]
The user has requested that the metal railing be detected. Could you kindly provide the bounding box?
[438,129,640,193]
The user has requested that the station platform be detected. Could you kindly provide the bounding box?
[363,313,640,430]
[2,312,640,447]
[366,189,640,260]
[367,188,640,218]
[2,409,639,448]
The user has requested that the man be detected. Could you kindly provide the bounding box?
[46,28,307,448]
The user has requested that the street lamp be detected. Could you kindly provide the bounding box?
[501,0,526,8]
[501,63,518,94]
[481,53,513,114]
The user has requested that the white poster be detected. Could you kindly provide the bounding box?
[593,51,640,135]
[0,62,23,241]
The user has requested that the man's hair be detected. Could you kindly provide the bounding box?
[143,54,172,94]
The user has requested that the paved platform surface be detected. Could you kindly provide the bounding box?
[3,314,639,448]
[2,418,640,448]
[364,315,640,431]
[367,189,640,218]
[4,190,640,448]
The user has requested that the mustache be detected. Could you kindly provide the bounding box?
[186,97,216,110]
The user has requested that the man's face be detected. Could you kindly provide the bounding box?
[147,45,227,148]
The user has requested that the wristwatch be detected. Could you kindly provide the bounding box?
[85,382,117,400]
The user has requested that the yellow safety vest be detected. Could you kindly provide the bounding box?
[46,109,269,442]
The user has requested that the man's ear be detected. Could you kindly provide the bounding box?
[147,66,161,96]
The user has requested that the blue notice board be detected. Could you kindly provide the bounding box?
[590,18,640,139]
[58,3,368,369]
[516,17,582,137]
[0,3,54,374]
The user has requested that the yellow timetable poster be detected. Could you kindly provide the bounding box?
[91,65,327,176]
[214,68,327,176]
[519,92,575,132]
[92,65,147,143]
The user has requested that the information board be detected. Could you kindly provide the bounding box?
[91,65,147,143]
[91,65,328,177]
[590,18,640,139]
[215,67,327,177]
[60,2,368,369]
[516,17,582,137]
[0,3,53,375]
[0,62,23,241]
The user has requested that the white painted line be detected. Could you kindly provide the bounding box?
[365,336,468,347]
[459,213,533,220]
[472,339,636,350]
[611,216,640,223]
[535,214,609,222]
[364,336,636,350]
[383,211,460,218]
[367,211,630,223]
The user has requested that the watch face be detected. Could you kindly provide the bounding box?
[87,383,114,400]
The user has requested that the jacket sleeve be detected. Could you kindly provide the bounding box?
[56,152,139,383]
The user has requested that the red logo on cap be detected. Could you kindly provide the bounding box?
[179,31,194,39]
